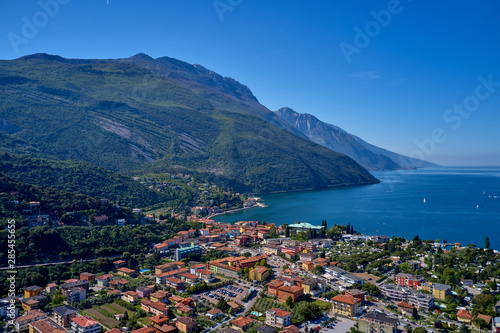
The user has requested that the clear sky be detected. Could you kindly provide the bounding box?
[1,0,499,166]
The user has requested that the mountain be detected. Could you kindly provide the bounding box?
[0,152,171,208]
[0,53,378,193]
[276,107,438,170]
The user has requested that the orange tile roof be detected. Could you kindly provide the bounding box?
[72,315,99,327]
[457,309,473,319]
[231,316,255,327]
[332,294,357,305]
[29,318,66,333]
[269,308,291,317]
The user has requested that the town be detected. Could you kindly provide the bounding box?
[1,219,500,333]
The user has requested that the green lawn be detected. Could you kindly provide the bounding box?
[312,299,331,311]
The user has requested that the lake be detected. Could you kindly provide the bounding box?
[213,167,500,249]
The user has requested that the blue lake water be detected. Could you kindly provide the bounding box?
[214,167,500,249]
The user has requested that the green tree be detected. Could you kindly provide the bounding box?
[313,265,325,275]
[485,236,490,249]
[285,227,290,238]
[459,323,470,333]
[286,296,294,309]
[216,298,229,312]
[412,327,426,333]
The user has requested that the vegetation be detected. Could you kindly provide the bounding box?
[0,54,378,193]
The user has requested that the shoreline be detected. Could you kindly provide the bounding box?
[208,204,264,219]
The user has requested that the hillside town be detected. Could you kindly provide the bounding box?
[2,219,500,333]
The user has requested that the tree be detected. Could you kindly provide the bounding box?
[472,318,488,330]
[346,223,350,234]
[283,264,289,270]
[322,220,327,229]
[285,227,290,238]
[412,327,426,333]
[313,265,325,275]
[394,265,400,274]
[259,259,267,267]
[123,311,129,321]
[459,323,470,333]
[412,307,418,319]
[216,298,229,312]
[286,296,294,309]
[485,236,490,249]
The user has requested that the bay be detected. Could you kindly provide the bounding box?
[213,167,500,250]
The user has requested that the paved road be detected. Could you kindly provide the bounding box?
[0,255,122,271]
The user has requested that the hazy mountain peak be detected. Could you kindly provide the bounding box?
[275,107,437,170]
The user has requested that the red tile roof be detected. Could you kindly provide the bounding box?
[269,308,291,317]
[231,316,255,327]
[332,294,357,305]
[72,315,99,327]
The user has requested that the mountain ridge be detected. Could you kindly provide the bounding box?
[275,107,438,171]
[0,53,378,193]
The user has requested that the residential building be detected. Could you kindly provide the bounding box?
[262,245,281,255]
[113,260,126,269]
[71,315,101,333]
[131,328,155,333]
[208,262,242,279]
[301,278,326,297]
[331,294,359,317]
[136,286,153,298]
[141,300,169,316]
[176,316,197,333]
[116,267,136,277]
[231,317,255,331]
[79,273,96,282]
[96,274,114,287]
[154,324,176,333]
[164,277,184,291]
[345,289,366,303]
[207,308,222,319]
[24,286,43,298]
[299,253,315,262]
[179,273,199,285]
[396,302,414,317]
[53,305,78,328]
[0,298,18,320]
[268,279,285,297]
[122,291,139,303]
[340,273,365,285]
[249,266,269,282]
[174,245,202,261]
[492,317,500,333]
[29,317,66,333]
[195,269,215,283]
[419,282,451,301]
[379,284,434,310]
[325,266,346,278]
[302,261,314,271]
[45,283,58,294]
[150,291,168,303]
[358,311,397,333]
[396,273,425,288]
[150,314,169,326]
[189,263,207,274]
[277,286,303,303]
[60,281,89,296]
[279,325,300,333]
[457,309,473,324]
[66,288,86,303]
[265,308,291,328]
[15,310,47,332]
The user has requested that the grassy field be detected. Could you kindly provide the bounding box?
[84,308,119,329]
[312,299,332,311]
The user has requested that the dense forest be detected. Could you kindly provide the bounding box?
[0,217,203,266]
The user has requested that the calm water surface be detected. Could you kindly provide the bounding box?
[214,167,500,249]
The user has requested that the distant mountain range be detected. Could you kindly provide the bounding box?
[275,107,438,171]
[0,53,378,193]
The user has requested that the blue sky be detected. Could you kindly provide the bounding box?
[1,0,500,165]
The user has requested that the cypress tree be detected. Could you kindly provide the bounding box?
[485,236,490,249]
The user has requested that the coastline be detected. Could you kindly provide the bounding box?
[208,203,265,219]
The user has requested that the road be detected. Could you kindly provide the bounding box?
[0,255,122,270]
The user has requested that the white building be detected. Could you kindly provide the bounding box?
[71,315,101,333]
